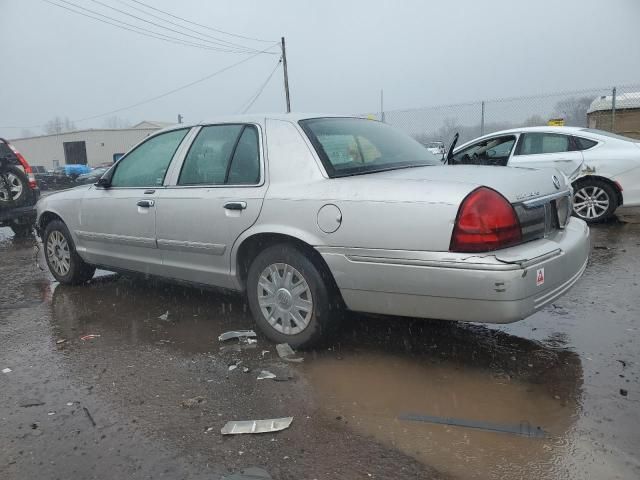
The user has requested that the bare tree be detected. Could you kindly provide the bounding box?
[44,116,76,134]
[102,116,131,129]
[553,96,593,127]
[20,129,34,138]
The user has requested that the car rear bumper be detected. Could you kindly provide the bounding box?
[318,217,590,323]
[0,204,37,224]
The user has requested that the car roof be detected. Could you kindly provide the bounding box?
[155,113,361,133]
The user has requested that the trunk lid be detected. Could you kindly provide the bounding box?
[369,164,568,203]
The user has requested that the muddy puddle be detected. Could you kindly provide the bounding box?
[302,316,586,479]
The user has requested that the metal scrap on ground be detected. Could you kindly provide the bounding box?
[220,417,293,435]
[276,343,304,363]
[398,413,547,438]
[80,334,100,341]
[2,368,11,374]
[218,330,257,342]
[222,467,272,479]
[256,370,277,380]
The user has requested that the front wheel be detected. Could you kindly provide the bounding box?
[246,244,339,348]
[572,179,618,223]
[43,220,95,284]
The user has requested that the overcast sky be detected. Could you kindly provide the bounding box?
[1,0,639,137]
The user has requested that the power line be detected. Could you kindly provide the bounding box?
[111,0,261,51]
[85,0,264,53]
[124,0,275,43]
[44,0,275,54]
[0,49,275,129]
[240,58,282,113]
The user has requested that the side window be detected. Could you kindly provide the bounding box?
[111,129,188,187]
[178,125,243,185]
[574,136,598,151]
[227,126,260,185]
[451,136,515,166]
[517,133,570,155]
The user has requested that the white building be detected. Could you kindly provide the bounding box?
[9,121,174,169]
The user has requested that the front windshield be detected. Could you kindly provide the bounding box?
[300,117,441,177]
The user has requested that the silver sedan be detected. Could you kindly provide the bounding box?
[36,114,590,347]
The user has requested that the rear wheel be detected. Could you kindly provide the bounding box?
[0,167,29,207]
[43,220,95,284]
[572,179,618,223]
[247,244,339,348]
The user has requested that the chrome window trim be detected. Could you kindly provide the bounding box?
[521,190,571,208]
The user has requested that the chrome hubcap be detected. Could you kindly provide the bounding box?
[573,186,609,220]
[257,263,313,335]
[0,173,23,202]
[46,231,71,276]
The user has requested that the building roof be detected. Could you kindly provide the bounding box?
[588,92,640,113]
[131,120,175,129]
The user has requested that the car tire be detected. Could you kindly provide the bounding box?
[43,220,95,285]
[247,243,339,348]
[572,178,618,223]
[0,166,29,207]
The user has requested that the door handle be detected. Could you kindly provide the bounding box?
[137,200,155,208]
[223,201,247,211]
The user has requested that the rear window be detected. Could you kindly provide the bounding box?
[574,137,598,150]
[0,141,18,162]
[300,118,441,177]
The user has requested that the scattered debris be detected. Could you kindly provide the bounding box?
[47,411,56,416]
[219,330,257,342]
[257,370,277,380]
[261,350,270,358]
[398,413,547,438]
[620,389,628,397]
[19,401,45,408]
[222,467,272,480]
[276,343,304,363]
[83,407,96,427]
[228,360,242,372]
[158,311,169,321]
[220,343,257,353]
[80,334,100,341]
[617,360,627,368]
[204,426,215,433]
[593,245,610,250]
[181,396,206,408]
[242,367,250,373]
[2,368,12,374]
[66,402,74,406]
[221,417,294,435]
[56,339,66,345]
[243,338,258,345]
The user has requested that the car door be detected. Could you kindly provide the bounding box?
[156,123,266,288]
[509,132,584,179]
[77,128,190,274]
[450,135,518,166]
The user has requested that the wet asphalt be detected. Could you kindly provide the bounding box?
[1,211,639,480]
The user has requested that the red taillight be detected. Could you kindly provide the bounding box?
[450,187,522,253]
[8,144,37,189]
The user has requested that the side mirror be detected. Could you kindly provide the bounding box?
[95,176,111,188]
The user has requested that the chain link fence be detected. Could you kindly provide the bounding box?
[364,84,640,146]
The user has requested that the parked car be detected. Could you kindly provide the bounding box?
[424,141,446,157]
[0,138,40,236]
[36,114,590,347]
[75,167,110,185]
[448,126,640,222]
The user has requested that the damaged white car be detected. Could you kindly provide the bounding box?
[449,126,640,222]
[36,115,590,347]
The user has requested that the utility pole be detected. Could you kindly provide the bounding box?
[281,37,291,113]
[380,89,385,122]
[177,114,183,124]
[611,86,617,132]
